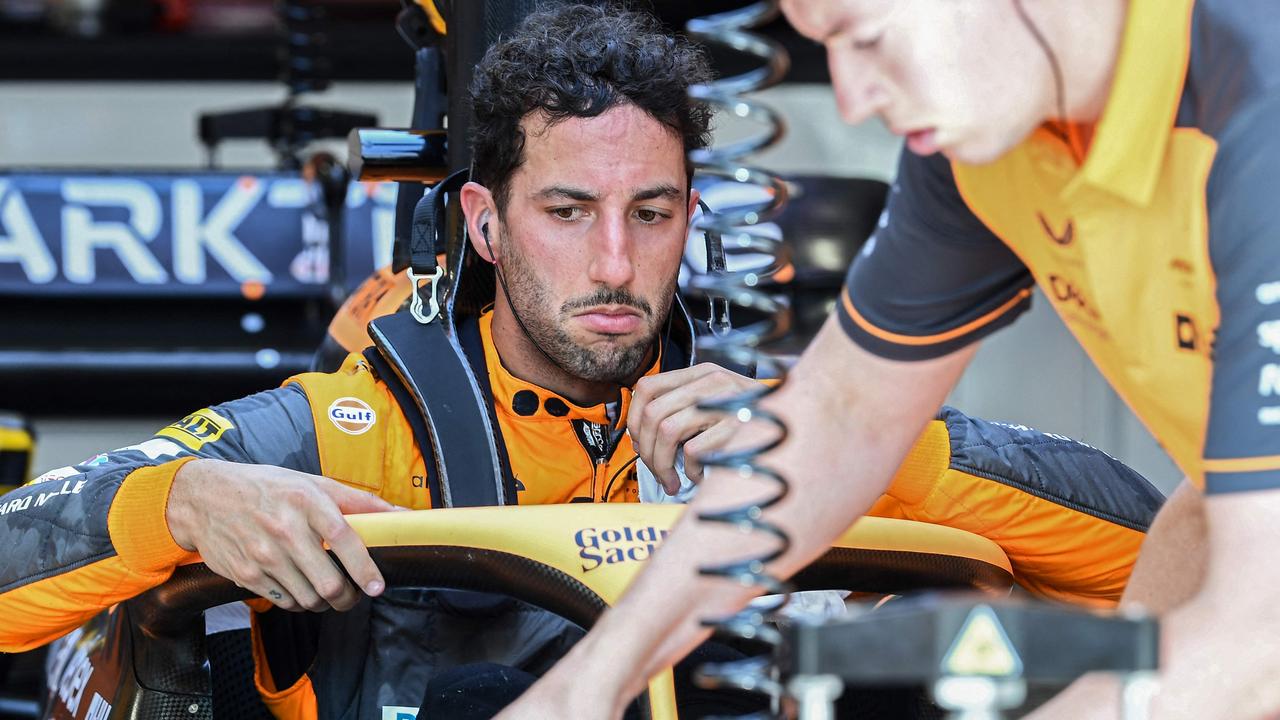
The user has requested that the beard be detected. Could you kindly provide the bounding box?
[499,236,675,385]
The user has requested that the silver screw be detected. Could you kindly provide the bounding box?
[187,703,199,714]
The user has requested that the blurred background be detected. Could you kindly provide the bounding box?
[0,0,1179,493]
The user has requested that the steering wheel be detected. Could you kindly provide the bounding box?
[125,505,1014,720]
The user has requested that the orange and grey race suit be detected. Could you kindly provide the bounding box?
[838,0,1280,493]
[0,309,1161,716]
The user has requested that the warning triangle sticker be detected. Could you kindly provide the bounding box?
[941,605,1022,677]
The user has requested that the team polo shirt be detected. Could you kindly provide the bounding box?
[838,0,1280,494]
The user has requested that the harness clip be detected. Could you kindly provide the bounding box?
[408,265,445,324]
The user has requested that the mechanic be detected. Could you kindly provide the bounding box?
[499,1,1280,719]
[0,4,1162,719]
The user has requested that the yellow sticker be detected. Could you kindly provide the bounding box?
[156,408,234,451]
[941,605,1022,677]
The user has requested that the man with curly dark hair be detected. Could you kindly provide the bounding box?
[0,3,1162,720]
[0,5,770,719]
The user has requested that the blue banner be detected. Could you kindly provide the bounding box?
[0,172,397,298]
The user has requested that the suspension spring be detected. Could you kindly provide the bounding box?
[684,1,795,716]
[277,0,332,167]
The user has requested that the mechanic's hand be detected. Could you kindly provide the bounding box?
[629,363,759,495]
[165,459,401,612]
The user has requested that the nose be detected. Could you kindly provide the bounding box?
[827,47,889,126]
[587,212,636,288]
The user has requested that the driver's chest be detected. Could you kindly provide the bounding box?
[492,408,642,505]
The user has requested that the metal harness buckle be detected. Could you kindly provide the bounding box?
[408,266,444,324]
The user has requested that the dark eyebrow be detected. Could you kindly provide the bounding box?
[533,184,682,203]
[534,185,599,202]
[632,184,682,202]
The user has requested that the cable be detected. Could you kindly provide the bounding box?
[602,454,640,502]
[1011,0,1083,161]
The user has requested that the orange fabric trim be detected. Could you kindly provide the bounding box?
[107,457,201,574]
[1202,455,1280,475]
[1191,132,1221,488]
[840,286,1031,346]
[251,611,319,720]
[0,555,174,652]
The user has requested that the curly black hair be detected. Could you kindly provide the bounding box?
[469,3,713,213]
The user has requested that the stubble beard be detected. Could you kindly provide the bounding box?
[500,236,673,385]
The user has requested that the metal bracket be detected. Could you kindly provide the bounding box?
[409,266,444,324]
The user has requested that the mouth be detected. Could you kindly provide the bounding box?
[901,127,940,156]
[573,305,645,335]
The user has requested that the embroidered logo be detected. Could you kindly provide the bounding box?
[328,397,377,435]
[1037,213,1074,246]
[156,408,234,451]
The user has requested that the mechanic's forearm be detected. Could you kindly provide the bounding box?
[571,322,976,711]
[1120,480,1206,613]
[1148,489,1280,719]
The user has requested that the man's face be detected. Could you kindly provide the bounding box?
[782,0,1056,164]
[488,103,694,384]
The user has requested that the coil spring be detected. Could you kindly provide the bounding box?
[277,0,332,167]
[684,1,794,716]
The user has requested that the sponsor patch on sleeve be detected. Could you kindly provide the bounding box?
[328,397,377,435]
[156,408,234,451]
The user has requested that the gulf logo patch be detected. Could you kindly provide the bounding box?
[328,397,377,435]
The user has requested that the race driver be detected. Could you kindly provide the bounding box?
[0,3,1162,718]
[500,1,1280,719]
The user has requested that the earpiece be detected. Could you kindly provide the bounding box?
[479,217,497,265]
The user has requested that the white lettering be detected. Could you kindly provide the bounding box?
[56,647,93,716]
[85,693,112,720]
[1259,407,1280,426]
[172,178,272,283]
[36,479,87,507]
[266,178,309,208]
[0,495,32,515]
[61,179,167,284]
[45,629,84,693]
[1261,364,1280,397]
[1259,320,1280,355]
[373,205,395,268]
[1257,281,1280,306]
[0,180,56,283]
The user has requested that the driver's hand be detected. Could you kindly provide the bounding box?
[165,459,401,612]
[629,364,759,495]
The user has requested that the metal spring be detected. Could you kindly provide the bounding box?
[684,2,794,716]
[277,0,331,167]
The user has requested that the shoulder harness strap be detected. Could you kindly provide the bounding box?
[367,310,508,508]
[365,169,509,508]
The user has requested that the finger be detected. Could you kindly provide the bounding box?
[305,494,386,600]
[628,364,720,437]
[631,364,719,410]
[635,370,741,470]
[221,553,302,612]
[285,523,362,611]
[682,420,738,482]
[315,475,402,514]
[259,585,299,610]
[265,557,329,612]
[651,405,713,492]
